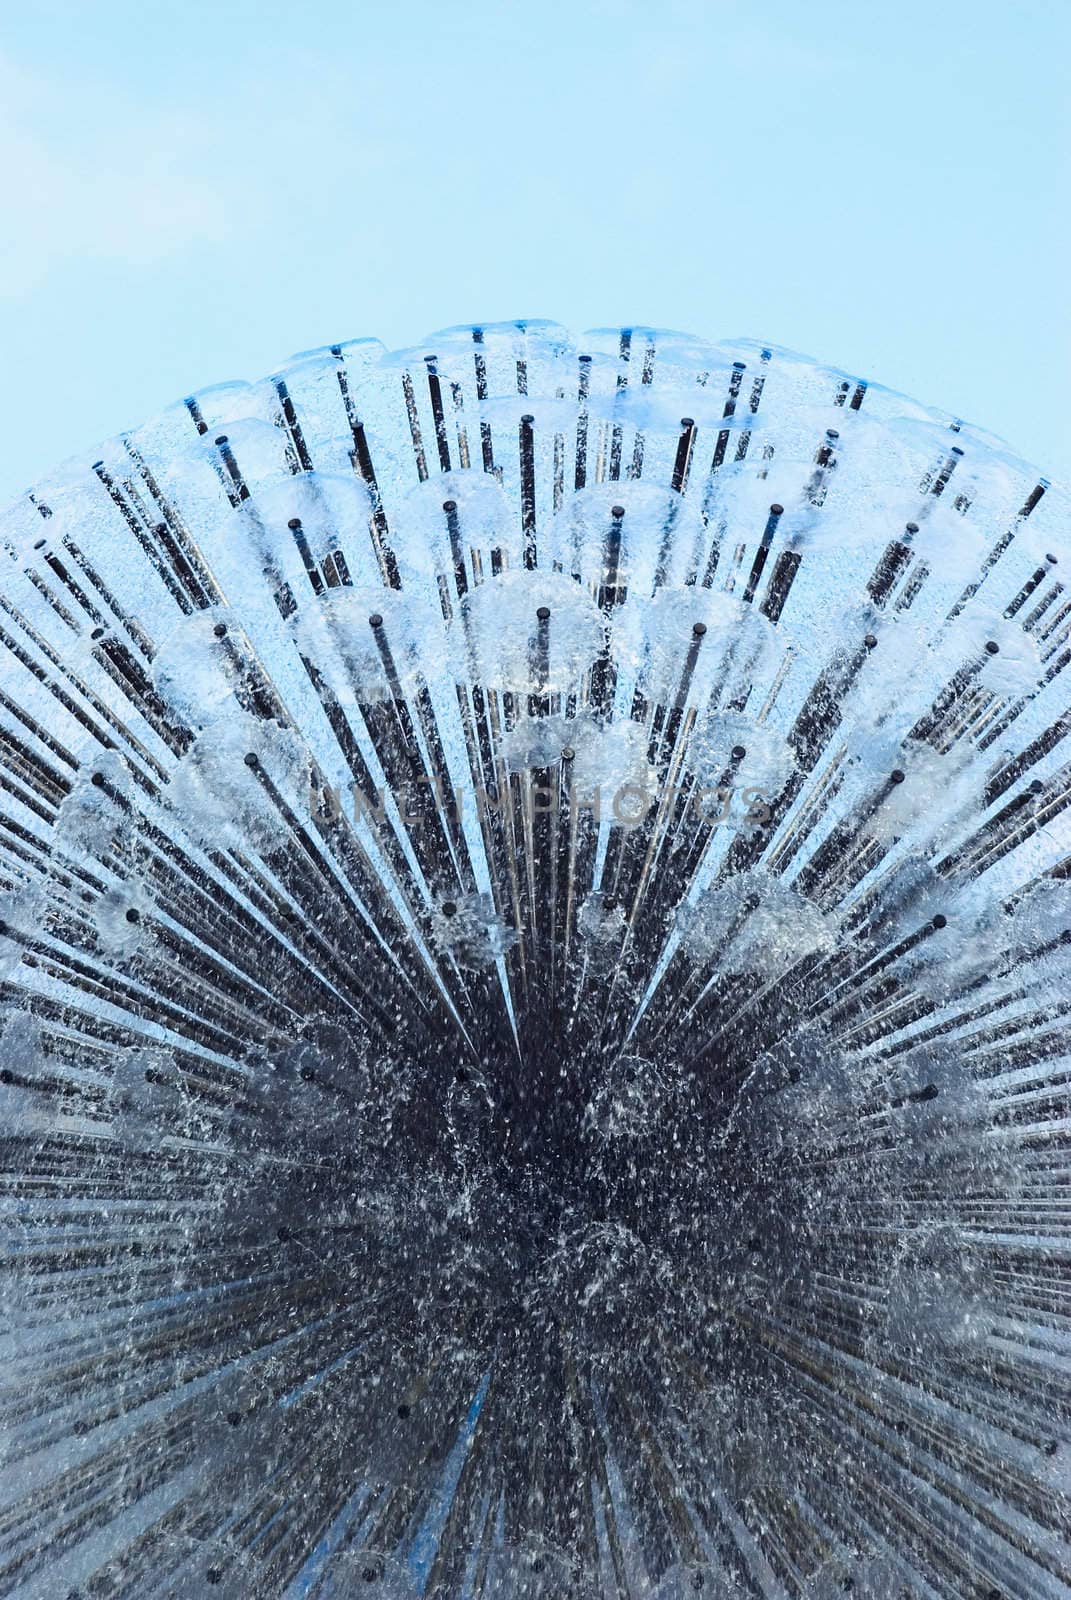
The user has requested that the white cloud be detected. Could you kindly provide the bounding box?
[0,54,230,295]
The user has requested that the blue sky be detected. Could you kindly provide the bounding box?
[1,0,1067,504]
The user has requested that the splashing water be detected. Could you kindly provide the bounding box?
[0,323,1068,1599]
